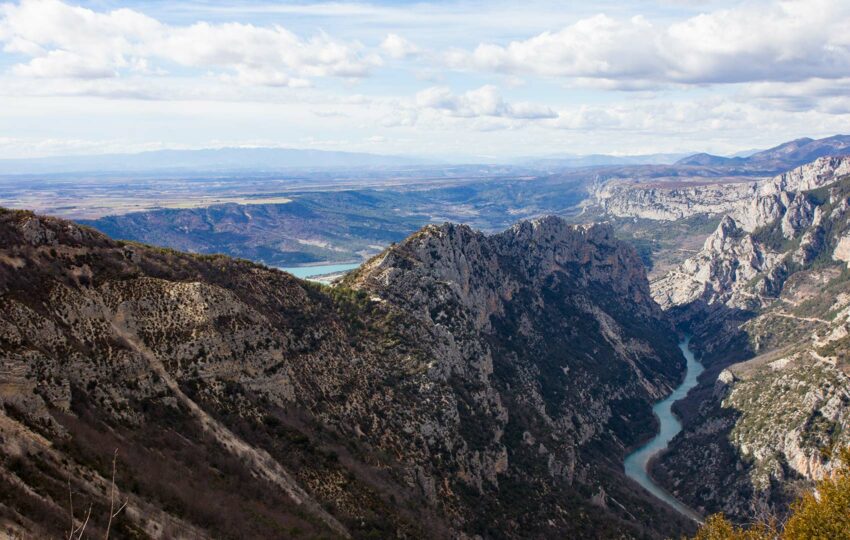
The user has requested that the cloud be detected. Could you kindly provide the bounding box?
[739,78,850,114]
[446,0,850,85]
[0,0,380,85]
[381,33,419,59]
[11,49,117,78]
[414,85,557,119]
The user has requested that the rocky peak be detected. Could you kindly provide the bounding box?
[762,155,850,196]
[591,156,850,226]
[350,217,658,330]
[0,209,692,539]
[653,157,850,317]
[703,215,744,251]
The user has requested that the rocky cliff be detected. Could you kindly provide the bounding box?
[652,157,850,324]
[652,301,850,522]
[595,181,756,221]
[593,156,850,225]
[646,161,850,522]
[0,209,691,538]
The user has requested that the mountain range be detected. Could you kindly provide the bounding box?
[675,135,850,172]
[0,148,432,175]
[2,134,850,538]
[5,134,846,178]
[0,210,693,538]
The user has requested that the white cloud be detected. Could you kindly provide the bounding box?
[0,0,381,85]
[414,85,557,119]
[380,33,419,59]
[447,0,850,85]
[11,49,117,78]
[738,77,850,115]
[1,0,850,159]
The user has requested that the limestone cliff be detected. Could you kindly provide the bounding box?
[648,161,850,523]
[593,156,850,225]
[0,209,691,539]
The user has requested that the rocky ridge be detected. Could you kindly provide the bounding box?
[0,209,691,538]
[645,158,850,522]
[594,181,757,221]
[593,156,850,224]
[652,156,850,318]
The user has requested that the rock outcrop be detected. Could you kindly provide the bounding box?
[593,156,850,226]
[594,181,756,221]
[647,158,850,523]
[0,209,692,539]
[652,156,850,320]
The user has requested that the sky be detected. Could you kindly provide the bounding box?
[1,0,850,160]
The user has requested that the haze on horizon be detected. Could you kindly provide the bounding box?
[1,0,849,161]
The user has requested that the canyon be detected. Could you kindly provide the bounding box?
[1,136,850,537]
[0,209,694,538]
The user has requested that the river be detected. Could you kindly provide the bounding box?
[623,336,704,522]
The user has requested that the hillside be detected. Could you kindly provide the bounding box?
[0,210,693,538]
[646,161,850,522]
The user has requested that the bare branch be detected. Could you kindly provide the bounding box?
[105,449,119,540]
[67,476,75,540]
[75,504,92,540]
[112,500,128,518]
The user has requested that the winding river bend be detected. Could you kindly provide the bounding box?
[624,336,704,522]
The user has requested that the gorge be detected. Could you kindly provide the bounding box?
[2,142,850,538]
[0,209,695,538]
[624,336,703,523]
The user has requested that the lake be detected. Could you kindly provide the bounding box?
[623,336,704,522]
[278,262,361,280]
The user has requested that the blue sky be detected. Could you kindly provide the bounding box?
[1,0,849,160]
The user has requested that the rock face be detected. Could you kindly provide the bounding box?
[652,322,850,522]
[595,181,757,221]
[647,158,850,523]
[0,210,691,539]
[652,157,850,321]
[593,156,850,225]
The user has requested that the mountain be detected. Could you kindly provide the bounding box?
[646,156,850,521]
[0,147,432,175]
[653,156,850,321]
[0,210,693,538]
[521,153,690,169]
[594,140,850,223]
[675,135,850,172]
[673,153,744,167]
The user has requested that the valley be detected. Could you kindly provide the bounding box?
[2,136,850,538]
[5,136,849,269]
[5,0,850,535]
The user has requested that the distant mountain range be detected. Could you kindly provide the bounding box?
[2,135,848,177]
[0,147,433,175]
[518,153,690,168]
[675,134,850,171]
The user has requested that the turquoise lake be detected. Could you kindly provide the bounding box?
[278,262,361,280]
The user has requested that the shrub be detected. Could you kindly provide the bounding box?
[692,447,850,540]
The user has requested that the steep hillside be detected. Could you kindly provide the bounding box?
[653,156,850,363]
[646,161,850,522]
[0,209,691,538]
